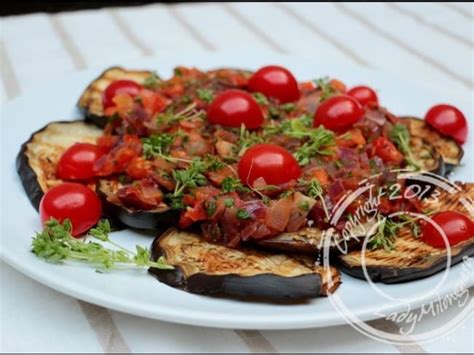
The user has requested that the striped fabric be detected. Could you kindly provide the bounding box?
[1,2,473,353]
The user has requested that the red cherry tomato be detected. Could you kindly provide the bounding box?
[248,65,300,103]
[313,95,364,132]
[207,89,264,129]
[39,183,102,237]
[238,144,301,187]
[103,80,142,109]
[372,137,404,164]
[425,104,468,144]
[347,86,378,107]
[57,143,105,180]
[421,211,473,248]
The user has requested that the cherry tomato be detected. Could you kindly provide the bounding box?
[57,143,105,180]
[347,86,378,107]
[421,211,473,248]
[248,65,300,103]
[207,89,264,129]
[103,80,142,109]
[425,104,468,144]
[238,144,301,187]
[372,137,404,164]
[39,183,102,237]
[313,95,364,132]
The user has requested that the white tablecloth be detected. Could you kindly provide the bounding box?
[1,2,473,353]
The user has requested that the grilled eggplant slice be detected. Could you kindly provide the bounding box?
[401,116,464,174]
[97,179,179,230]
[16,121,102,210]
[78,67,152,127]
[409,137,445,176]
[339,183,474,283]
[149,229,341,300]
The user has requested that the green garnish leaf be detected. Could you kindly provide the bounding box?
[32,219,173,270]
[313,77,335,101]
[389,123,420,170]
[221,176,250,193]
[252,92,269,105]
[197,88,214,103]
[224,198,235,207]
[236,209,252,220]
[142,72,161,89]
[142,133,174,159]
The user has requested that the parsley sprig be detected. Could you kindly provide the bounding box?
[32,219,173,270]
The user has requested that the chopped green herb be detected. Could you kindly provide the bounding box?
[172,159,208,198]
[206,201,217,216]
[236,209,252,220]
[203,155,226,172]
[142,72,161,89]
[280,102,296,112]
[224,198,235,207]
[389,123,420,170]
[307,179,329,220]
[252,92,269,105]
[236,124,265,156]
[221,176,249,193]
[156,103,202,127]
[181,95,192,104]
[368,217,399,251]
[292,125,335,165]
[298,200,310,211]
[313,77,335,101]
[142,133,174,159]
[197,88,214,103]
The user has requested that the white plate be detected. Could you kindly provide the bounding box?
[1,53,473,330]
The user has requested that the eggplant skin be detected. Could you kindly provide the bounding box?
[97,179,179,230]
[149,229,341,300]
[17,137,44,211]
[339,242,473,284]
[16,120,102,210]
